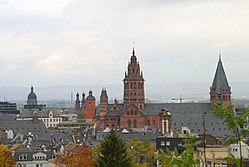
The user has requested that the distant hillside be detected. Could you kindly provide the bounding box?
[0,81,248,103]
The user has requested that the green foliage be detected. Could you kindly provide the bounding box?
[127,138,155,166]
[213,101,249,167]
[95,129,132,167]
[157,133,202,167]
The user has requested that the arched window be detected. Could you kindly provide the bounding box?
[130,82,133,89]
[131,109,133,115]
[134,119,137,128]
[132,68,135,73]
[134,82,137,89]
[127,111,130,115]
[138,83,141,89]
[128,120,131,128]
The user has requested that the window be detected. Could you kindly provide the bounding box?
[153,120,155,125]
[232,148,238,152]
[134,119,137,128]
[161,141,165,146]
[147,120,150,126]
[19,154,27,160]
[166,141,170,146]
[128,120,131,128]
[127,111,130,115]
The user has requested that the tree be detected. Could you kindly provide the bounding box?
[214,102,249,167]
[0,144,14,166]
[55,145,95,167]
[95,128,132,167]
[127,138,155,166]
[157,133,202,167]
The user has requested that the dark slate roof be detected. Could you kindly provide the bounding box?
[95,102,232,137]
[19,108,61,118]
[13,149,55,162]
[27,86,37,100]
[0,118,46,134]
[86,90,95,100]
[210,56,231,93]
[32,132,69,142]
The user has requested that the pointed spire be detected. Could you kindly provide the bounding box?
[31,86,34,92]
[132,47,135,56]
[219,52,221,62]
[210,54,231,93]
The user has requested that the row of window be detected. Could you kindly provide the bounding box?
[124,82,144,90]
[41,118,60,122]
[124,92,143,96]
[128,119,137,128]
[127,110,138,115]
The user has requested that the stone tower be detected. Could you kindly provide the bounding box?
[210,55,232,108]
[123,48,145,109]
[100,88,108,113]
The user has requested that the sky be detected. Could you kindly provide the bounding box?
[0,0,249,88]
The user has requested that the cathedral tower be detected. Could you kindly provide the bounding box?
[210,55,232,108]
[100,88,108,113]
[123,48,145,109]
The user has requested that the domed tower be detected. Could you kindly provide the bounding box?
[81,92,86,110]
[75,93,81,111]
[27,86,38,105]
[85,90,96,121]
[123,48,145,109]
[210,54,232,108]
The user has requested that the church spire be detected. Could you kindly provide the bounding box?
[210,54,232,107]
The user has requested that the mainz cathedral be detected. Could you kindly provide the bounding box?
[77,48,232,137]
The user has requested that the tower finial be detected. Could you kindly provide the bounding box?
[219,51,221,61]
[132,47,135,56]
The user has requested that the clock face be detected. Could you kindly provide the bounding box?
[125,81,128,83]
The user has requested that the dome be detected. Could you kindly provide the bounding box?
[86,90,95,100]
[27,86,37,105]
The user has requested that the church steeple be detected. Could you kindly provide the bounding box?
[123,48,145,109]
[210,54,232,107]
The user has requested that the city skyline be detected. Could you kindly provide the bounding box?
[1,0,249,87]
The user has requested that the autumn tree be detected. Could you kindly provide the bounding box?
[95,128,132,167]
[55,144,95,167]
[128,138,155,166]
[0,144,14,166]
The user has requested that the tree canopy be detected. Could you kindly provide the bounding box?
[0,144,14,166]
[95,128,132,167]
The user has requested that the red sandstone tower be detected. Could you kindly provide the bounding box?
[210,54,232,108]
[85,90,96,122]
[123,48,145,109]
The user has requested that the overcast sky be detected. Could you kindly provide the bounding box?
[0,0,249,88]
